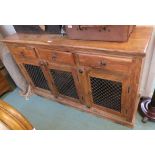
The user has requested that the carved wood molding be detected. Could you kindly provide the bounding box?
[0,99,33,130]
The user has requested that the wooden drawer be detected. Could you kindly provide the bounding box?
[77,53,133,73]
[9,45,37,60]
[38,48,75,66]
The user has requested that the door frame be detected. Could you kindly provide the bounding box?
[85,68,131,117]
[47,63,82,103]
[18,59,53,94]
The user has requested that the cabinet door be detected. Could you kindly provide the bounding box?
[85,69,131,117]
[19,60,52,94]
[47,64,81,102]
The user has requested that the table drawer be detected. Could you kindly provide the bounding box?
[38,48,75,66]
[77,53,133,73]
[9,45,37,59]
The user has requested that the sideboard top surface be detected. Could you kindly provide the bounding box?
[1,26,153,57]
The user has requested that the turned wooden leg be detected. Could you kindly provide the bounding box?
[140,89,155,123]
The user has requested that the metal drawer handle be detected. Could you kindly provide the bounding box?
[51,53,57,61]
[100,60,106,66]
[20,51,25,57]
[79,69,83,74]
[39,61,44,66]
[44,61,48,66]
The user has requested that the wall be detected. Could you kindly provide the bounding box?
[139,26,155,97]
[0,25,28,93]
[0,25,16,37]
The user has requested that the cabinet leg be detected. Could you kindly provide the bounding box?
[86,104,91,108]
[140,97,155,123]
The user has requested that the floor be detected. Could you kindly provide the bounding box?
[1,88,155,130]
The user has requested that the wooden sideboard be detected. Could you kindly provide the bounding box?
[1,26,153,127]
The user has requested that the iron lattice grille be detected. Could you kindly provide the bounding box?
[90,76,122,112]
[50,69,79,99]
[24,64,50,90]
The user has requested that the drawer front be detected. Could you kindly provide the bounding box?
[9,45,37,60]
[77,53,133,73]
[38,48,75,66]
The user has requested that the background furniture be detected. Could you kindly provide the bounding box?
[13,25,62,34]
[65,25,134,41]
[1,26,153,127]
[0,99,33,130]
[0,65,11,96]
[140,89,155,122]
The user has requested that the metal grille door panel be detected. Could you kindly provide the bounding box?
[90,76,122,112]
[50,69,79,99]
[24,64,50,90]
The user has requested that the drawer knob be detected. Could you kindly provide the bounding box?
[20,51,25,57]
[79,69,83,74]
[44,61,48,66]
[100,60,106,66]
[52,53,57,61]
[52,55,57,60]
[39,61,44,66]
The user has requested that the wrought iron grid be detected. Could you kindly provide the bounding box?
[90,76,122,112]
[50,69,79,99]
[24,64,50,90]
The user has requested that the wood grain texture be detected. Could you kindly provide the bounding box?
[38,47,75,66]
[0,99,33,130]
[77,53,133,74]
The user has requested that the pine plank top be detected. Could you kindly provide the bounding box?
[1,26,153,57]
